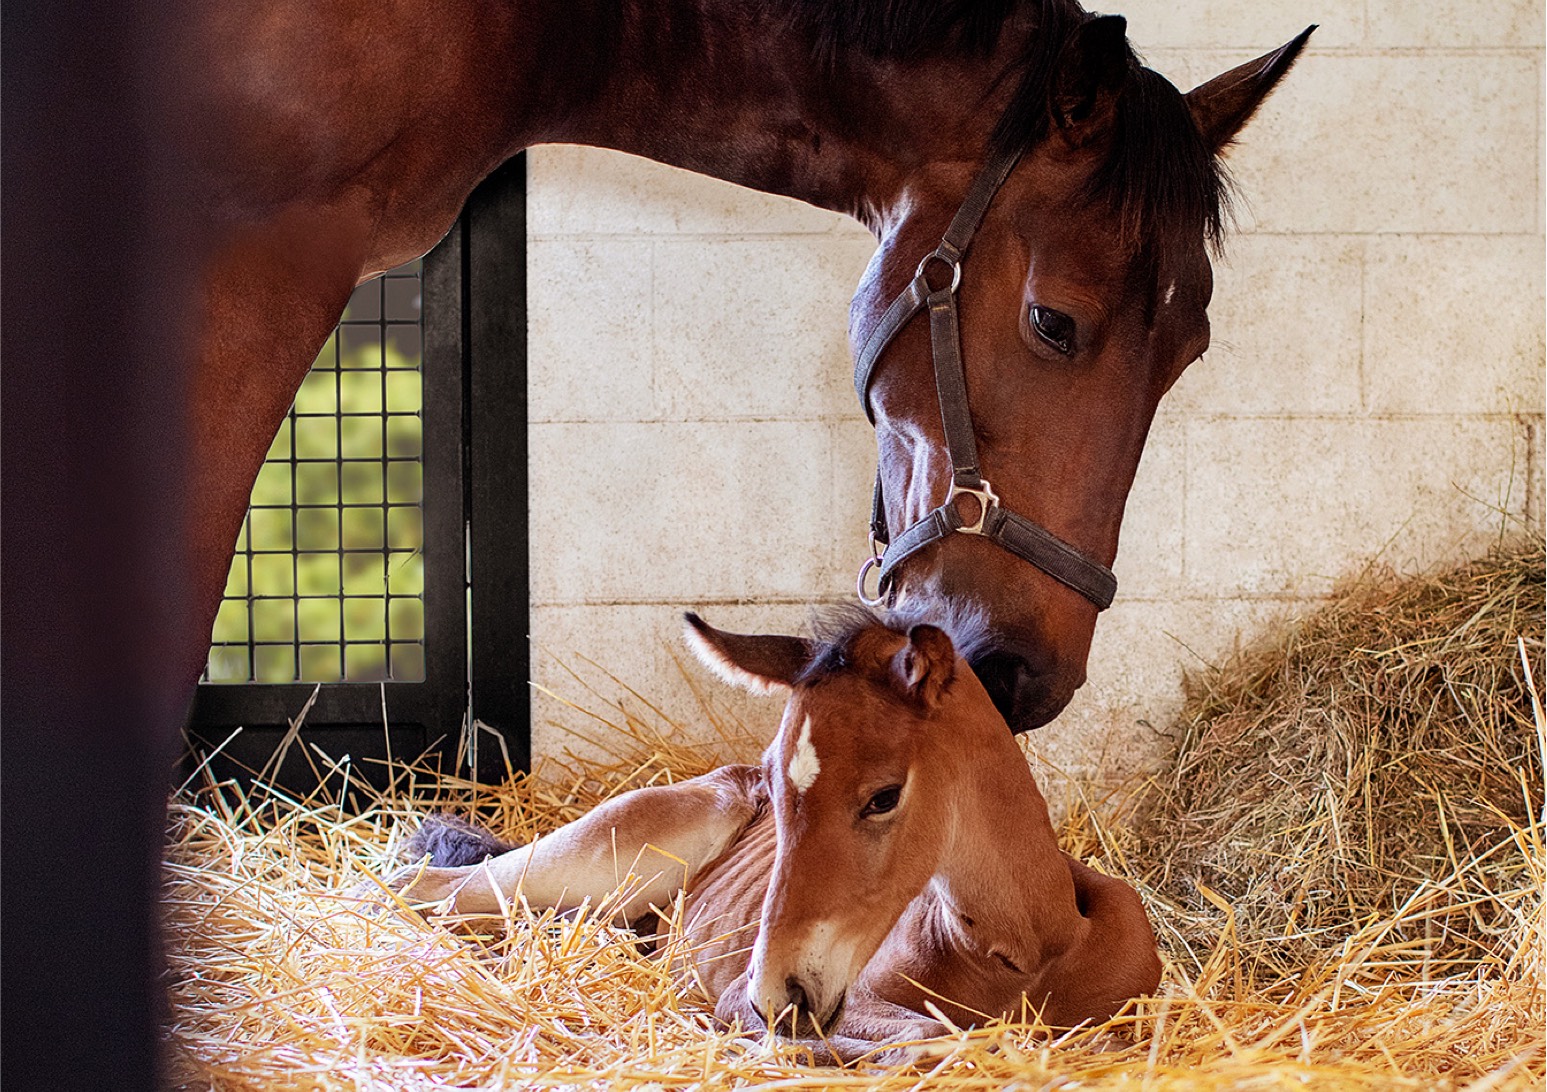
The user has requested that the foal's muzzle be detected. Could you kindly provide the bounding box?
[756,974,845,1035]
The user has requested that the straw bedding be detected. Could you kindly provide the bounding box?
[163,540,1545,1090]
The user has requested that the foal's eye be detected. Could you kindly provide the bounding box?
[861,785,903,818]
[1030,306,1076,355]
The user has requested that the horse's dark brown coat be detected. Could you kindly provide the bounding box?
[180,0,1309,734]
[4,1,1310,1083]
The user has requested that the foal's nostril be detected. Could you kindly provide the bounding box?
[784,976,809,1014]
[777,977,845,1030]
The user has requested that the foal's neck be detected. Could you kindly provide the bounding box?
[514,0,1032,227]
[928,727,1079,962]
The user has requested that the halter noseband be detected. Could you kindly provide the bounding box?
[853,145,1118,612]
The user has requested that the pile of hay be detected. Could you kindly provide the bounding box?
[1127,540,1545,986]
[162,540,1545,1090]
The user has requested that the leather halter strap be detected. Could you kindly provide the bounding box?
[854,146,1118,612]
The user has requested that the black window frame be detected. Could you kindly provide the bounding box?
[184,157,530,794]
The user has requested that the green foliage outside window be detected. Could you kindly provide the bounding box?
[206,269,427,685]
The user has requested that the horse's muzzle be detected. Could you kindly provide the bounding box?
[970,642,1082,733]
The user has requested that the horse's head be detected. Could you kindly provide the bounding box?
[685,608,1005,1034]
[852,17,1313,732]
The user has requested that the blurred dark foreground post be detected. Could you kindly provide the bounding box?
[3,1,204,1087]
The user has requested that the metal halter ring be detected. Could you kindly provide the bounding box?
[915,249,962,294]
[948,479,999,535]
[856,553,886,607]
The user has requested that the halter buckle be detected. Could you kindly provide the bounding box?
[948,479,999,535]
[915,249,962,294]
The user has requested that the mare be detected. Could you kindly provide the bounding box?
[5,1,1311,1083]
[181,0,1314,735]
[387,609,1162,1061]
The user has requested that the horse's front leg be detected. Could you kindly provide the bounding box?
[382,765,763,924]
[184,201,374,672]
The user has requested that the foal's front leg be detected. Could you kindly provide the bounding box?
[376,765,762,924]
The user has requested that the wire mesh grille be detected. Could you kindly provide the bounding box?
[205,261,426,684]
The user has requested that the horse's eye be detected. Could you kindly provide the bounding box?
[1030,306,1076,355]
[861,785,903,818]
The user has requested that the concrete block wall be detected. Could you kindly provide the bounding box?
[525,2,1544,780]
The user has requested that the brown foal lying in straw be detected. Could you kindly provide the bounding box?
[380,609,1161,1062]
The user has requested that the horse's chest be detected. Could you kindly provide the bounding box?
[678,803,775,1000]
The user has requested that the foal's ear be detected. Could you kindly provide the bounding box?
[1049,15,1131,147]
[1185,26,1315,153]
[892,625,957,709]
[683,613,811,695]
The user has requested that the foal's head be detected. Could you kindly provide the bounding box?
[686,607,1006,1032]
[832,4,1313,731]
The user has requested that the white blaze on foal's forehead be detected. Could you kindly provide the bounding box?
[787,715,821,794]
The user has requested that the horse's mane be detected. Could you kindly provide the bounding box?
[797,600,994,686]
[776,0,1230,257]
[778,0,1030,63]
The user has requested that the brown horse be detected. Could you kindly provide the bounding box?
[183,0,1313,733]
[384,608,1162,1061]
[5,1,1313,1083]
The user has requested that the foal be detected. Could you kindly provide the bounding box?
[384,610,1160,1059]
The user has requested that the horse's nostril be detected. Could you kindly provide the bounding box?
[971,645,1072,733]
[784,976,809,1013]
[973,650,1032,713]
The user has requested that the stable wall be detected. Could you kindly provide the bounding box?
[525,0,1544,782]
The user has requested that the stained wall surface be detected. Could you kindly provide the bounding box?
[525,2,1544,780]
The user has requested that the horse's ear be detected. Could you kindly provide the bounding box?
[1049,15,1131,147]
[683,613,810,695]
[1185,26,1315,153]
[892,624,957,709]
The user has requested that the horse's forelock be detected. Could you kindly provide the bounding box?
[782,0,1231,264]
[989,14,1231,264]
[1089,65,1232,261]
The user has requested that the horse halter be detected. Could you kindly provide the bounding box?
[853,145,1118,612]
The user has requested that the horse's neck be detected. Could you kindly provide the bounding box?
[925,734,1081,964]
[517,0,1026,225]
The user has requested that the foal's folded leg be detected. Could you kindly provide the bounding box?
[382,764,762,923]
[1039,852,1163,1025]
[838,989,953,1062]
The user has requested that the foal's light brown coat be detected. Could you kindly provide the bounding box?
[388,613,1160,1060]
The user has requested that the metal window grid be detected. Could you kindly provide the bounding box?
[205,263,428,685]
